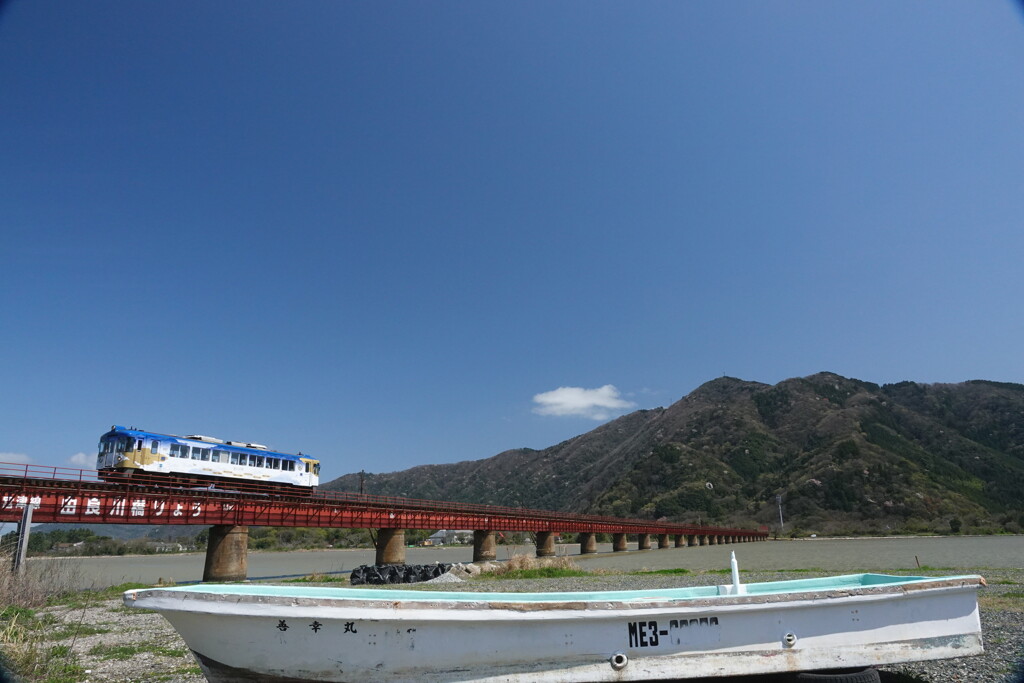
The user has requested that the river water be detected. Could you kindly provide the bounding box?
[25,535,1022,590]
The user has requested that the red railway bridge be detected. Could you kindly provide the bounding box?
[1,462,768,581]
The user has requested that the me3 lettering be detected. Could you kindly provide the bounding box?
[627,617,720,647]
[627,621,664,647]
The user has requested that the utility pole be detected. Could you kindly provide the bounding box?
[776,494,784,532]
[12,504,33,574]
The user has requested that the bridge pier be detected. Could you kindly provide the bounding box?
[658,534,670,549]
[612,533,628,552]
[535,531,556,557]
[473,530,497,562]
[578,532,598,554]
[375,528,406,565]
[637,533,651,550]
[203,525,249,582]
[673,534,684,548]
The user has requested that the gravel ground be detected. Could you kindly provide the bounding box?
[27,567,1024,682]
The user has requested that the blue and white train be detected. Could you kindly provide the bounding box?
[97,426,320,491]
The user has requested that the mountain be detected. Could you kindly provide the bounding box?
[322,373,1024,535]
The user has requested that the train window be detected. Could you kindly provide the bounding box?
[213,450,227,463]
[136,439,143,451]
[200,449,210,461]
[229,453,240,465]
[254,456,264,468]
[151,440,160,453]
[247,455,257,467]
[313,463,320,475]
[170,444,187,458]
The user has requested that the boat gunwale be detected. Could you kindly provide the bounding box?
[125,574,984,614]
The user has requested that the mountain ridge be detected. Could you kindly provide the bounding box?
[322,372,1024,535]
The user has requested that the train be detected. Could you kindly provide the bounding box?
[96,426,320,492]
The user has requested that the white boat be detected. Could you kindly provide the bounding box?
[124,570,984,682]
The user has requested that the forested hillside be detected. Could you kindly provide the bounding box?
[323,373,1024,535]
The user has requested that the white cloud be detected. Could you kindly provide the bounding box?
[68,452,91,466]
[532,384,637,420]
[0,452,31,465]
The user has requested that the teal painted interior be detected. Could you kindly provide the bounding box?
[130,573,980,604]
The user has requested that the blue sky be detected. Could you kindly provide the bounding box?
[2,2,1023,483]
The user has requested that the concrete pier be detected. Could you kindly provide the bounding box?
[613,533,628,552]
[535,531,556,557]
[578,532,598,554]
[375,528,406,565]
[203,525,249,582]
[473,530,497,562]
[638,533,651,550]
[658,534,670,549]
[674,534,684,548]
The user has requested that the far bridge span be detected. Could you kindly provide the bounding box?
[1,462,768,582]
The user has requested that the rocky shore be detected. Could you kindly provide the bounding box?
[31,567,1023,682]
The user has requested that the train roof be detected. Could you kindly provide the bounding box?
[102,425,316,461]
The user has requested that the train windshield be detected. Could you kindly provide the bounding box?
[99,436,131,454]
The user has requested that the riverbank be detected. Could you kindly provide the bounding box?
[13,565,1021,683]
[20,534,1024,589]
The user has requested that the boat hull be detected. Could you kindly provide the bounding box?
[124,575,983,682]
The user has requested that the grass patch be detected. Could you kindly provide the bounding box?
[283,573,350,583]
[1,606,37,622]
[51,582,151,609]
[109,605,155,614]
[1,560,154,681]
[88,641,188,661]
[980,593,1024,613]
[0,607,86,682]
[49,623,111,641]
[486,567,590,580]
[48,622,111,643]
[483,554,587,580]
[630,568,691,576]
[150,665,204,681]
